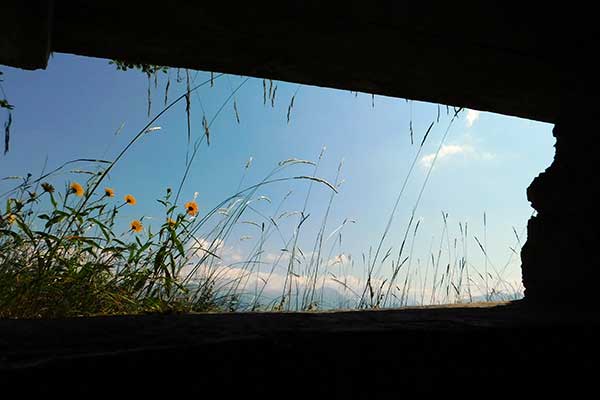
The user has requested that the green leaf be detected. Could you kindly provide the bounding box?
[89,217,112,242]
[45,213,66,228]
[15,217,35,241]
[174,236,185,258]
[113,238,127,247]
[49,192,58,208]
[0,99,14,110]
[153,246,166,271]
[34,230,59,249]
[0,229,22,243]
[136,241,152,258]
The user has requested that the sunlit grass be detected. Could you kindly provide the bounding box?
[0,68,524,318]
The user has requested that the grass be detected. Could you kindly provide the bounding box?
[0,68,524,318]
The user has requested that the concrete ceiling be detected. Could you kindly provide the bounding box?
[2,1,598,123]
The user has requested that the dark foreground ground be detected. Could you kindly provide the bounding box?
[1,301,598,396]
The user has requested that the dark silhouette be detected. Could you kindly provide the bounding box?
[1,1,599,395]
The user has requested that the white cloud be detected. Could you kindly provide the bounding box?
[326,253,351,268]
[263,252,286,264]
[178,259,381,303]
[143,126,162,134]
[419,139,497,169]
[465,109,480,128]
[187,237,225,259]
[480,152,496,161]
[420,144,474,168]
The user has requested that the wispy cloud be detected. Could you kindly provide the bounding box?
[326,253,351,268]
[181,261,374,301]
[480,152,496,161]
[420,144,473,168]
[466,109,480,128]
[419,142,495,169]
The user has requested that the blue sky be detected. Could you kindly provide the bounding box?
[0,53,554,304]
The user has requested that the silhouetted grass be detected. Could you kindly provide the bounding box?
[0,69,523,318]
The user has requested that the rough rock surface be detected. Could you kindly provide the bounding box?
[521,108,600,304]
[1,302,598,395]
[3,2,600,122]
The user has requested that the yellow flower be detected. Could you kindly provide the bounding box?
[104,187,115,197]
[185,200,199,216]
[70,182,84,197]
[7,214,17,224]
[124,194,137,205]
[167,218,177,228]
[130,220,143,233]
[41,182,55,193]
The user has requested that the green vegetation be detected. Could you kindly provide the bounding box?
[108,60,168,75]
[0,172,218,317]
[0,68,523,319]
[1,70,13,155]
[0,159,344,318]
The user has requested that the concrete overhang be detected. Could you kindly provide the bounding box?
[2,2,598,123]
